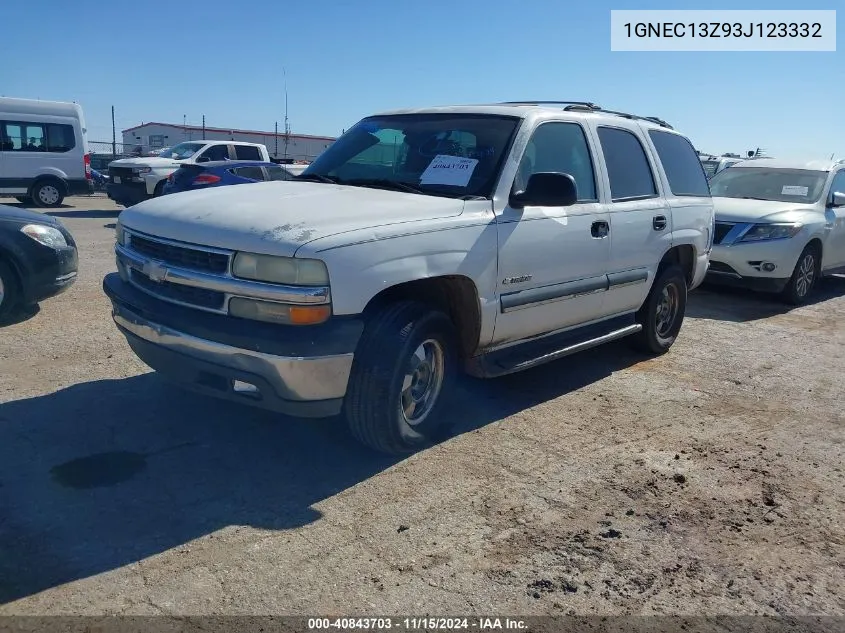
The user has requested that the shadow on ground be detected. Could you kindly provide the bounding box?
[0,304,40,328]
[45,209,121,219]
[0,341,645,604]
[687,275,845,323]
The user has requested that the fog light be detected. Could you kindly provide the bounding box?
[762,262,776,272]
[229,297,331,325]
[232,380,260,397]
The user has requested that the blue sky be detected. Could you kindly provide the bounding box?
[0,0,841,160]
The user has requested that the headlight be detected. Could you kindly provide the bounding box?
[232,252,329,286]
[137,166,152,174]
[20,224,67,248]
[229,297,331,325]
[115,221,126,245]
[739,223,802,242]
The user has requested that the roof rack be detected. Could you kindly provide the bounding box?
[499,101,673,129]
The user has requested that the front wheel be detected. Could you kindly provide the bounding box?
[780,244,819,306]
[629,265,688,355]
[344,301,458,455]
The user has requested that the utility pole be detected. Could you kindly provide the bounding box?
[111,106,116,157]
[202,115,206,140]
[275,121,279,158]
[283,67,290,161]
[183,114,187,142]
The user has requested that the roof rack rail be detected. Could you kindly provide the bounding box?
[502,101,673,129]
[500,101,601,109]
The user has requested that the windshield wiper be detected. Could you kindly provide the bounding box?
[295,173,340,184]
[343,178,425,195]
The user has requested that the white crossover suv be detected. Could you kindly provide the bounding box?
[706,159,845,304]
[103,101,714,454]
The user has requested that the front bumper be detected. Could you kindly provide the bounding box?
[103,273,362,418]
[17,240,79,304]
[107,182,149,207]
[705,236,806,294]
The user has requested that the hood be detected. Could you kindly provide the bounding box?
[0,204,62,227]
[119,181,465,257]
[712,197,819,224]
[110,157,183,169]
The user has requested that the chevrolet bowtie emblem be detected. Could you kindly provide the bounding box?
[143,261,168,283]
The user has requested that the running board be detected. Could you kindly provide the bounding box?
[468,317,641,378]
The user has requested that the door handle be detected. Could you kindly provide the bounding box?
[653,215,667,231]
[591,220,609,238]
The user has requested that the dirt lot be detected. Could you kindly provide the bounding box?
[0,195,843,617]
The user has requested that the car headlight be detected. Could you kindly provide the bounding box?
[232,252,329,286]
[20,224,67,248]
[137,167,152,174]
[115,221,126,245]
[739,223,802,242]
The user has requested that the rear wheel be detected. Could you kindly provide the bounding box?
[153,180,166,197]
[629,265,688,355]
[344,301,458,455]
[780,244,819,305]
[31,180,65,208]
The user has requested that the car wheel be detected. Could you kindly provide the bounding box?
[780,244,819,306]
[0,260,21,321]
[31,180,65,208]
[153,180,166,197]
[15,196,32,205]
[344,301,458,455]
[629,264,688,355]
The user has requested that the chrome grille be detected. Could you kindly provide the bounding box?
[129,234,230,274]
[130,270,226,310]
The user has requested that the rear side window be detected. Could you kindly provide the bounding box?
[230,166,265,181]
[234,145,262,160]
[266,166,293,181]
[597,127,657,201]
[200,145,230,161]
[1,121,76,153]
[649,130,710,197]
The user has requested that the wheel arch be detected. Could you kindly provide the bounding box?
[658,243,696,286]
[361,275,482,359]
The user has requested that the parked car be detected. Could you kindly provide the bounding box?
[90,168,108,191]
[706,158,845,304]
[162,160,295,195]
[0,97,94,207]
[106,141,272,207]
[700,155,743,179]
[103,100,713,454]
[0,204,78,320]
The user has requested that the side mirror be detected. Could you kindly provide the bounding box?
[196,155,210,163]
[831,191,845,208]
[510,172,578,209]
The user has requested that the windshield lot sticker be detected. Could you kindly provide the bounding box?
[420,154,479,187]
[782,185,809,196]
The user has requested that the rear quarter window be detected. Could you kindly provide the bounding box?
[648,130,711,197]
[234,145,262,160]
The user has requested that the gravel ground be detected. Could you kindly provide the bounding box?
[0,196,843,616]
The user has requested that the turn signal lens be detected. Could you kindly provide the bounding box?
[228,297,331,325]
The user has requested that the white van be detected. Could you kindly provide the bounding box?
[0,97,93,207]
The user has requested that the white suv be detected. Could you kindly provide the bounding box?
[103,101,714,454]
[706,158,845,304]
[106,140,271,207]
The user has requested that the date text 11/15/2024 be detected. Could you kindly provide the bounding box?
[307,617,528,630]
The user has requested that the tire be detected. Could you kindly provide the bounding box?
[629,264,688,355]
[31,180,65,208]
[780,243,819,306]
[344,301,458,455]
[15,196,32,205]
[153,180,166,197]
[0,259,21,321]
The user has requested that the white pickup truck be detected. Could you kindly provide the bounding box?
[104,101,714,454]
[106,140,271,206]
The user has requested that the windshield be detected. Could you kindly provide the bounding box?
[709,167,828,204]
[161,142,205,160]
[302,114,521,198]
